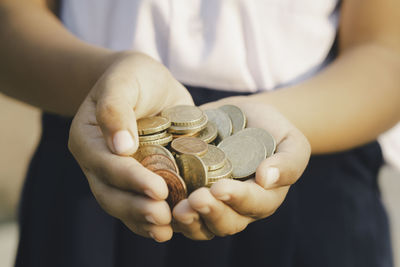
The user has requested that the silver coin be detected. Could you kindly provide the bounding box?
[219,105,246,134]
[235,128,276,157]
[218,135,266,179]
[204,109,232,140]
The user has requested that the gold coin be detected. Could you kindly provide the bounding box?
[235,128,276,157]
[171,137,208,156]
[168,114,208,134]
[218,135,266,179]
[139,131,168,142]
[161,105,204,126]
[137,116,171,135]
[196,121,218,144]
[207,158,233,183]
[139,133,172,147]
[219,105,246,134]
[132,144,175,163]
[204,109,232,140]
[176,154,208,193]
[200,145,226,171]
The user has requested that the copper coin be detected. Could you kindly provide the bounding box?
[172,131,200,139]
[154,169,187,208]
[132,144,175,163]
[141,154,179,174]
[171,137,208,156]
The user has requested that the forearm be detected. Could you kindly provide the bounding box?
[0,0,120,116]
[254,44,400,154]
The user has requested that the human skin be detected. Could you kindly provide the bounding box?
[1,0,400,241]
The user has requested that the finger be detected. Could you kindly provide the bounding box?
[69,114,168,199]
[256,129,311,189]
[125,221,173,243]
[86,176,171,225]
[210,179,289,219]
[93,73,140,156]
[86,175,173,242]
[172,200,214,240]
[188,188,252,237]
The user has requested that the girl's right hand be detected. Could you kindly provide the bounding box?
[68,52,193,242]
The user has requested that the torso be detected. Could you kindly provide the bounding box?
[60,0,340,92]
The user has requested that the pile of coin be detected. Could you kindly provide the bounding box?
[133,105,276,208]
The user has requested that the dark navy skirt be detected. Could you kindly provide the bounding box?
[15,86,393,267]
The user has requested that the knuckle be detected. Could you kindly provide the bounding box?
[96,100,119,124]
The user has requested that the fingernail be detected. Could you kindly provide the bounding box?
[180,217,194,225]
[145,215,157,224]
[113,130,134,154]
[144,189,159,200]
[264,167,280,187]
[197,206,210,214]
[217,194,230,201]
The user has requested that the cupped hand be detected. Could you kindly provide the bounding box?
[68,52,193,242]
[173,96,311,240]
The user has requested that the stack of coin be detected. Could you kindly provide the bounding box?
[137,116,172,146]
[132,104,276,208]
[133,144,186,208]
[162,105,208,138]
[171,137,233,192]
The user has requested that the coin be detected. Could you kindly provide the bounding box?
[207,158,233,183]
[161,105,204,126]
[171,137,208,156]
[219,105,246,134]
[168,114,208,134]
[235,128,276,157]
[141,154,179,174]
[132,144,175,163]
[137,116,171,135]
[139,131,168,142]
[204,109,232,140]
[218,135,266,179]
[196,121,218,144]
[200,145,226,171]
[172,131,199,139]
[154,169,187,208]
[176,154,208,193]
[139,133,173,147]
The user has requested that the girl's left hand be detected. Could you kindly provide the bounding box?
[172,96,311,240]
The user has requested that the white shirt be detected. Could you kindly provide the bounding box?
[60,0,400,170]
[61,0,339,92]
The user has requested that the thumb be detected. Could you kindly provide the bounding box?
[255,129,310,189]
[95,88,139,156]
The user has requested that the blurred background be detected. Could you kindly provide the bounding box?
[0,94,399,266]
